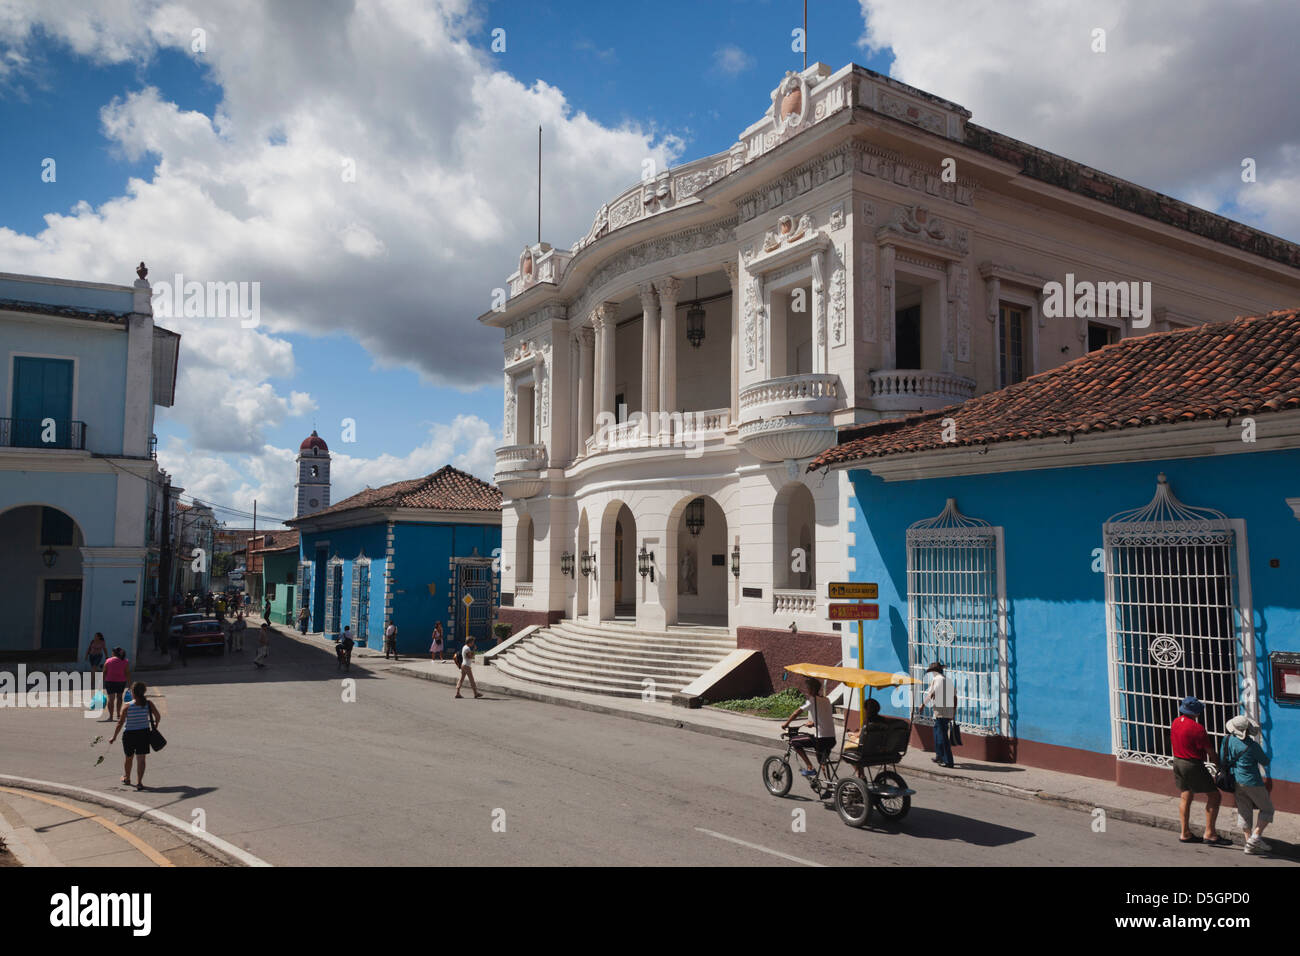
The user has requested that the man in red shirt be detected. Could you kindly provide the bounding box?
[1171,696,1226,845]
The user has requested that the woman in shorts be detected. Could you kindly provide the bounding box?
[109,681,160,790]
[85,632,108,673]
[102,647,131,722]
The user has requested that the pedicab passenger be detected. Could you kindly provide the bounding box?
[844,697,909,778]
[780,677,837,779]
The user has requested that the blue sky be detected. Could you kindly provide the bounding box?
[2,0,1298,525]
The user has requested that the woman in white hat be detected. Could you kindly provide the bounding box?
[1221,715,1272,854]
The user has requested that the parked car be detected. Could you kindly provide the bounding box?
[168,613,206,640]
[180,620,226,654]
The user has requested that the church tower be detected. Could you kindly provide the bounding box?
[295,430,331,518]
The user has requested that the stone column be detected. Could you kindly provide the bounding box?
[723,260,740,424]
[656,276,681,437]
[577,327,594,453]
[810,251,826,374]
[639,282,660,438]
[880,245,897,369]
[595,302,618,433]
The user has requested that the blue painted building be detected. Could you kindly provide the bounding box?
[811,310,1300,810]
[0,265,179,660]
[287,465,501,655]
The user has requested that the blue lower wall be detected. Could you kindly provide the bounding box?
[847,448,1300,786]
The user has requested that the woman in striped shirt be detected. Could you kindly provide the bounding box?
[109,682,161,791]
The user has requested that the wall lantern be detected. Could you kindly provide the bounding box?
[685,498,705,537]
[580,551,593,576]
[638,545,655,581]
[730,544,741,577]
[42,547,58,568]
[685,276,706,348]
[560,551,574,577]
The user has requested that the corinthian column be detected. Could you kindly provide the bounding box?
[656,276,681,435]
[594,302,618,436]
[577,327,594,453]
[639,282,660,438]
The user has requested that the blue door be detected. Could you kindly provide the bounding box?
[41,579,82,650]
[12,357,74,448]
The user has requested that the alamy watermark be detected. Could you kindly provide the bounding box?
[1,666,104,717]
[151,273,260,328]
[1041,273,1152,329]
[592,404,713,459]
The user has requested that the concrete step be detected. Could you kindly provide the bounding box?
[493,654,683,700]
[554,618,733,643]
[546,621,733,653]
[518,643,713,682]
[537,632,729,667]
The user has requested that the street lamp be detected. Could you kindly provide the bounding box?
[686,275,705,348]
[638,545,655,581]
[42,546,58,568]
[580,551,593,576]
[560,551,574,577]
[730,544,740,577]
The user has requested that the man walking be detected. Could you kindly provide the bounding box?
[232,612,246,652]
[254,622,272,669]
[1171,695,1227,845]
[297,605,309,634]
[383,619,399,660]
[923,661,956,769]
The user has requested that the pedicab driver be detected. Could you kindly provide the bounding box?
[781,677,837,779]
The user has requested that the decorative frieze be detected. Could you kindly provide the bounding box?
[505,303,566,340]
[738,146,853,223]
[829,248,847,348]
[948,261,971,363]
[877,204,970,259]
[743,274,762,371]
[859,241,877,343]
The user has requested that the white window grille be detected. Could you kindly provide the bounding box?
[1103,473,1254,768]
[325,556,344,636]
[906,499,1007,735]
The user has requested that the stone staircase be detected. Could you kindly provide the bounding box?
[489,618,735,701]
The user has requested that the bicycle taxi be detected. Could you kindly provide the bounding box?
[762,662,919,828]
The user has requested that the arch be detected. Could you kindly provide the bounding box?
[598,499,636,621]
[773,482,816,591]
[0,503,86,651]
[515,512,535,584]
[663,493,730,627]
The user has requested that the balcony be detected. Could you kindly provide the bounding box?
[0,418,87,450]
[494,443,547,499]
[737,373,841,462]
[865,369,975,412]
[773,589,818,616]
[585,408,730,456]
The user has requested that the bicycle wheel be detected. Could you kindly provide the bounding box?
[834,778,871,828]
[762,755,793,797]
[872,769,911,820]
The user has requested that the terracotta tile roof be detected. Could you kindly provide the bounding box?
[810,308,1300,470]
[249,529,300,553]
[289,466,501,523]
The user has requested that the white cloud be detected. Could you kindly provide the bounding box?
[714,44,753,77]
[857,0,1300,241]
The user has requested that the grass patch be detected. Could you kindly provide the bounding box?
[710,689,806,719]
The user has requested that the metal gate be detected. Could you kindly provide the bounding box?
[450,557,496,648]
[325,558,343,637]
[906,498,1006,735]
[1104,474,1250,767]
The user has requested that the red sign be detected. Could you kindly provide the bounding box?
[828,603,879,621]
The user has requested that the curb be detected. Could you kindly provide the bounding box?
[387,663,1292,854]
[0,775,272,868]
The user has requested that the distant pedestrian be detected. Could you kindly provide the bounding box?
[454,636,482,699]
[297,605,309,634]
[923,662,955,768]
[384,619,399,660]
[337,629,354,671]
[1221,715,1273,854]
[109,681,161,791]
[152,611,166,654]
[264,598,271,621]
[1171,696,1226,845]
[85,632,108,673]
[254,623,271,669]
[102,648,130,722]
[232,613,246,652]
[430,622,444,661]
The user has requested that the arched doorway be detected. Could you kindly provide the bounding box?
[0,504,85,651]
[773,483,816,591]
[598,501,636,621]
[667,495,729,627]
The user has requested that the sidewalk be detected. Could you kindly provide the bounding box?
[373,653,1299,858]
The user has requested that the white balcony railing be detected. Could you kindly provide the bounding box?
[773,589,818,616]
[739,373,841,421]
[514,582,534,599]
[585,408,730,454]
[495,443,547,474]
[866,369,976,412]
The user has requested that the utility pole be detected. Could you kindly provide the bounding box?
[159,476,173,634]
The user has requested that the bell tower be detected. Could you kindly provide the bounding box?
[296,430,331,518]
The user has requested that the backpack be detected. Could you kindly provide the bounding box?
[453,650,463,667]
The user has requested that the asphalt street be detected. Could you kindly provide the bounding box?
[2,635,1290,867]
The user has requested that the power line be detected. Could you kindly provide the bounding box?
[96,456,294,526]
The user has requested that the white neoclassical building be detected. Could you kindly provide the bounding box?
[481,62,1300,698]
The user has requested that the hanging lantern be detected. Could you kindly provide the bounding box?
[580,551,593,576]
[638,545,655,580]
[560,552,574,577]
[730,544,741,577]
[686,275,705,348]
[685,498,705,536]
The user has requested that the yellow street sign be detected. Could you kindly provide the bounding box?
[462,593,474,607]
[827,582,878,600]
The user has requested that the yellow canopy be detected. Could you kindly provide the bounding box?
[785,662,920,689]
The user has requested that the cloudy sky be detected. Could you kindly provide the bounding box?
[2,0,1297,528]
